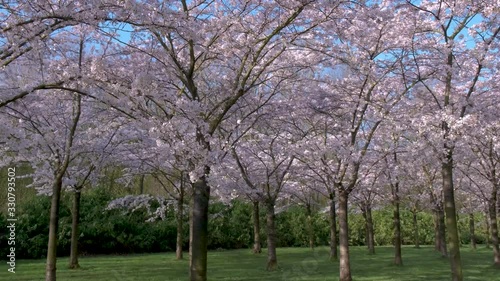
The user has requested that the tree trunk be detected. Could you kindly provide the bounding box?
[486,211,491,249]
[252,200,262,254]
[489,194,500,267]
[189,174,210,281]
[393,190,403,266]
[433,209,440,251]
[338,190,352,281]
[176,186,184,260]
[46,178,63,281]
[69,191,81,269]
[266,201,278,271]
[412,209,420,248]
[366,205,375,255]
[437,205,448,257]
[362,207,369,248]
[442,151,463,281]
[139,174,145,194]
[469,213,476,250]
[430,189,446,255]
[329,195,338,261]
[306,204,314,250]
[46,93,80,281]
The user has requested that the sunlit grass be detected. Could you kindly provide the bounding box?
[4,246,499,280]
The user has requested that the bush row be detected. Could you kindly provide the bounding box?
[0,188,491,259]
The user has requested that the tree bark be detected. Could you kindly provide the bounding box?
[489,194,500,267]
[189,174,210,281]
[486,211,491,249]
[442,150,463,281]
[393,189,403,266]
[329,195,338,261]
[266,201,278,271]
[362,207,369,248]
[412,209,420,248]
[46,178,63,281]
[438,207,448,256]
[366,205,375,255]
[429,185,446,256]
[252,200,262,254]
[176,185,184,260]
[69,190,81,269]
[338,190,352,281]
[433,209,440,252]
[139,174,145,194]
[469,213,476,250]
[435,204,448,257]
[306,204,315,250]
[46,94,81,281]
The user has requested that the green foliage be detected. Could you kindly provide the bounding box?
[5,194,72,259]
[347,207,490,247]
[0,187,180,259]
[208,200,253,249]
[457,213,490,245]
[1,192,493,260]
[275,205,329,247]
[0,212,8,258]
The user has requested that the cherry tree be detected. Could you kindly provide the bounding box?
[2,1,322,280]
[405,116,449,257]
[294,118,341,261]
[63,106,126,269]
[0,23,93,279]
[287,168,323,251]
[401,1,500,278]
[82,2,321,279]
[0,90,80,280]
[214,114,298,270]
[351,167,382,256]
[457,120,500,266]
[298,2,418,279]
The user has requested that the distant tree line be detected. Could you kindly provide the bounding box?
[0,187,491,260]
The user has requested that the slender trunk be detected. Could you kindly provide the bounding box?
[366,205,375,255]
[329,195,338,261]
[412,209,420,248]
[252,201,261,254]
[46,92,81,281]
[362,207,369,247]
[441,46,463,280]
[438,205,448,257]
[45,178,63,281]
[469,213,476,250]
[266,201,278,271]
[430,198,447,255]
[139,174,145,194]
[486,211,491,249]
[176,186,184,260]
[434,210,440,251]
[489,194,500,267]
[306,204,314,250]
[69,191,81,269]
[189,174,210,281]
[393,189,403,266]
[338,190,352,281]
[442,150,463,281]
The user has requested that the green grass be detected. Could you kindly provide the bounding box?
[2,246,499,281]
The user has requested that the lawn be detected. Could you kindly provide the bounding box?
[3,246,499,281]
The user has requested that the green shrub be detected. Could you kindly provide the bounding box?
[1,191,493,260]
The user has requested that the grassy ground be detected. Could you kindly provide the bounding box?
[2,246,499,281]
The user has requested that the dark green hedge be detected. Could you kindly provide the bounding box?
[0,189,491,260]
[0,188,180,259]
